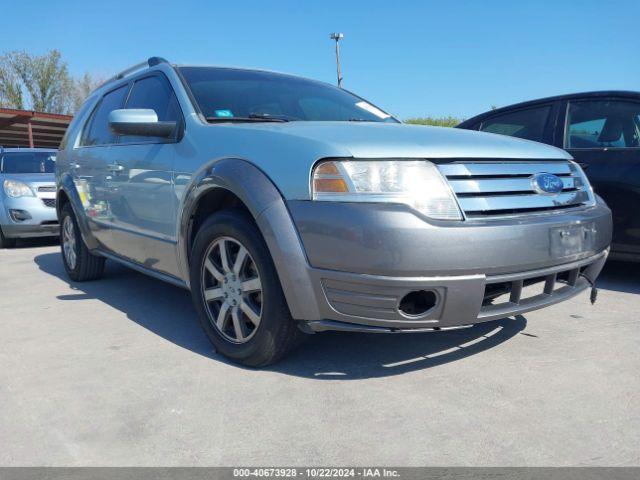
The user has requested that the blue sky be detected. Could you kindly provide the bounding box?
[4,0,638,119]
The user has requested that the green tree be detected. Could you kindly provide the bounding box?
[72,72,102,112]
[0,53,24,109]
[404,116,463,127]
[0,50,77,114]
[10,50,74,113]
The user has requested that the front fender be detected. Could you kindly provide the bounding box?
[178,158,322,321]
[56,173,100,251]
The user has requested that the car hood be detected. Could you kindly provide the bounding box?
[230,121,572,160]
[195,121,572,200]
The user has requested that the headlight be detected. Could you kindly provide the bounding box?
[3,179,35,198]
[312,160,462,220]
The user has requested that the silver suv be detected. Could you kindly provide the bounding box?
[1,148,59,248]
[56,57,612,366]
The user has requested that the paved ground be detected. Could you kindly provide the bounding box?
[0,240,638,466]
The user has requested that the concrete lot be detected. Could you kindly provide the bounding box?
[0,240,638,466]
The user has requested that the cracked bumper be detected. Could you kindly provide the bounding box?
[286,199,612,331]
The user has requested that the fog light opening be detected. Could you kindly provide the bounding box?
[398,290,437,317]
[9,209,32,222]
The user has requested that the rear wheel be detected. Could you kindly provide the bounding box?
[60,203,105,281]
[190,209,305,367]
[0,228,16,249]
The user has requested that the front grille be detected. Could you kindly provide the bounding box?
[42,198,56,208]
[438,160,593,218]
[38,185,56,193]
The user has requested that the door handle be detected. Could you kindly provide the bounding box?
[107,163,124,173]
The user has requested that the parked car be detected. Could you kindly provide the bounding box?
[56,58,612,366]
[0,147,59,248]
[458,91,640,262]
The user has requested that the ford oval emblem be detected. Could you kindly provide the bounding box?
[531,172,564,195]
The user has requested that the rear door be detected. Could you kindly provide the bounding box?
[72,84,130,248]
[561,98,640,256]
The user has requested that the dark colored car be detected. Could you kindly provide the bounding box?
[458,91,640,261]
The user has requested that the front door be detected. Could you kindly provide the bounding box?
[563,98,640,257]
[105,73,183,276]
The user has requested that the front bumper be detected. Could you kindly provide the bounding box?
[1,195,59,238]
[287,199,612,332]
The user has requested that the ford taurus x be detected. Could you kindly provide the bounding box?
[55,57,612,366]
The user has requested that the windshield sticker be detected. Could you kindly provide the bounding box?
[355,101,390,119]
[214,109,234,118]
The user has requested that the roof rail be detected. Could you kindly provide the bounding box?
[103,56,170,86]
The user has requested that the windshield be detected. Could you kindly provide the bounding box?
[179,67,398,123]
[0,152,57,174]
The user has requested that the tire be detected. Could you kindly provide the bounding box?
[59,203,106,281]
[0,228,17,248]
[189,209,306,367]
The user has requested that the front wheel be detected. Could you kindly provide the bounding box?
[189,210,305,367]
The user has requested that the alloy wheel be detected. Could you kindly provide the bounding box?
[201,236,263,343]
[62,215,77,270]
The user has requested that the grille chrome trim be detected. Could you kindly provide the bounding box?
[37,185,56,193]
[449,176,582,194]
[438,160,594,218]
[457,190,591,213]
[439,161,573,177]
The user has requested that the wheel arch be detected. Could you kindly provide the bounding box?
[178,158,321,321]
[56,173,100,250]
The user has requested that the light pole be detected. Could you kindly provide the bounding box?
[330,32,344,88]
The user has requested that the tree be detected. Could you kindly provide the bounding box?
[11,50,74,114]
[72,72,102,112]
[0,50,75,114]
[404,116,463,127]
[0,53,24,109]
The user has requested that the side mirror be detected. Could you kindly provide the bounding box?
[108,109,176,138]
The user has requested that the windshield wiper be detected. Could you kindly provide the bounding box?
[249,113,294,121]
[205,114,289,123]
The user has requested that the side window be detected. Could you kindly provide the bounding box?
[120,75,180,144]
[81,85,129,147]
[565,100,640,149]
[480,106,551,143]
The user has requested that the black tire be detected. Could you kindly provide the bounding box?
[189,209,306,367]
[59,203,106,281]
[0,228,17,248]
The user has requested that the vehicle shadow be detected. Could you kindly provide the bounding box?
[35,251,526,379]
[596,260,640,295]
[10,237,58,249]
